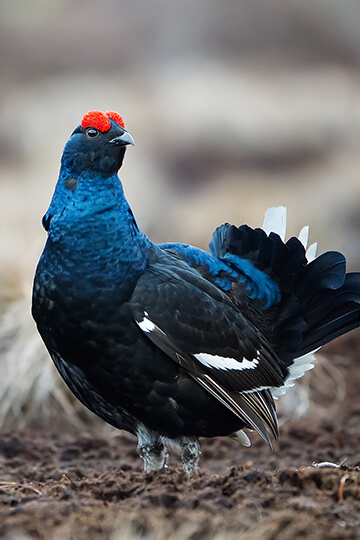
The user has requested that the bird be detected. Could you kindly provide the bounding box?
[32,110,360,474]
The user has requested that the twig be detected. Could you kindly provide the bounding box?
[338,474,350,503]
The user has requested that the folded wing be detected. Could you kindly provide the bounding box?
[130,257,286,445]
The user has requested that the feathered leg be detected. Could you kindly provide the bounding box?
[180,438,201,475]
[136,423,169,472]
[165,436,201,475]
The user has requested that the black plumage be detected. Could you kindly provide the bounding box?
[32,110,360,473]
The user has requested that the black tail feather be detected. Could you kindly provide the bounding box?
[211,223,360,366]
[298,307,359,355]
[276,256,349,337]
[277,265,360,364]
[295,252,347,296]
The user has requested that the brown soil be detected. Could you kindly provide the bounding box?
[0,335,359,540]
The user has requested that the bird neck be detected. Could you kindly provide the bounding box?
[42,169,150,274]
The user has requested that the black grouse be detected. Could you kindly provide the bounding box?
[32,110,360,474]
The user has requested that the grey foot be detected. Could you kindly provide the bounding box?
[138,441,169,472]
[165,436,201,475]
[136,423,169,472]
[180,438,201,475]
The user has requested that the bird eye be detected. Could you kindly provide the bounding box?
[86,128,99,139]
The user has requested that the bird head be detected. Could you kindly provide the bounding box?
[61,110,135,177]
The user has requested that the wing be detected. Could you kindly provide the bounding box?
[130,254,286,445]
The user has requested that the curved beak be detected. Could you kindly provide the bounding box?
[109,130,135,147]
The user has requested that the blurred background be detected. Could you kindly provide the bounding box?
[0,0,359,431]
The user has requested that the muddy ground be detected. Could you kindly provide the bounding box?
[0,334,359,540]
